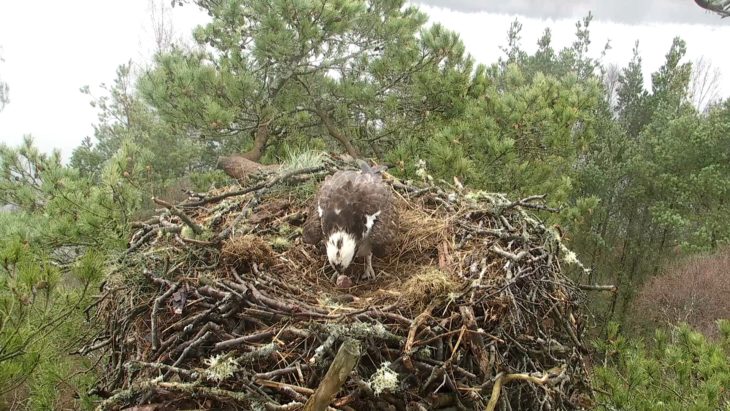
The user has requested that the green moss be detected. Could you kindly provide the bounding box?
[270,237,291,251]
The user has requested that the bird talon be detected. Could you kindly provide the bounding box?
[363,255,376,280]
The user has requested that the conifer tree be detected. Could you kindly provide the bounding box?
[0,137,143,404]
[142,0,473,164]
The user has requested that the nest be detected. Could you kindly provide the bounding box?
[85,157,594,411]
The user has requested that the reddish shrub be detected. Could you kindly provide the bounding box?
[632,247,730,339]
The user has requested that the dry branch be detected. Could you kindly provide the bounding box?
[486,371,553,411]
[303,339,361,411]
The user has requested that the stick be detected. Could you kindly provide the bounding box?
[256,379,315,395]
[125,360,196,378]
[486,371,550,411]
[183,165,327,207]
[153,197,205,235]
[403,304,435,371]
[151,282,180,350]
[303,339,361,411]
[491,245,529,262]
[459,306,491,376]
[95,380,252,410]
[578,283,617,292]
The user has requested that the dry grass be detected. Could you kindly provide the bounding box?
[384,267,461,311]
[221,234,277,271]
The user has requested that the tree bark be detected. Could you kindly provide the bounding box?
[241,117,273,162]
[216,155,279,182]
[314,105,360,158]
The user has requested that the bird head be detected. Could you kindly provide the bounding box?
[325,230,357,272]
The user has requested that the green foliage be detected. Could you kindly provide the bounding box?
[2,2,730,407]
[140,0,474,162]
[1,136,142,250]
[594,322,730,411]
[568,36,730,326]
[1,137,141,408]
[0,226,100,407]
[279,148,325,175]
[72,63,204,189]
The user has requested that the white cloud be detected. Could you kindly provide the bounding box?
[0,0,207,160]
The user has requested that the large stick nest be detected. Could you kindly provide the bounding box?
[85,155,594,411]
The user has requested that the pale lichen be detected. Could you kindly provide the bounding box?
[415,346,433,360]
[415,159,433,183]
[203,353,239,382]
[368,362,399,396]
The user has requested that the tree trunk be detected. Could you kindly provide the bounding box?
[216,155,279,182]
[590,194,614,274]
[241,117,273,162]
[653,226,670,275]
[218,116,279,181]
[607,209,635,328]
[314,105,360,158]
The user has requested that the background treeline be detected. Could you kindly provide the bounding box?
[1,1,728,409]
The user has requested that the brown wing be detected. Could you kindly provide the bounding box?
[351,171,389,216]
[301,169,398,252]
[302,171,357,244]
[301,200,322,245]
[367,194,398,257]
[354,172,397,257]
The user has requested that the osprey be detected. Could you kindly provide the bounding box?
[302,163,397,280]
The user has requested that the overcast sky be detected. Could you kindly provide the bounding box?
[0,1,728,160]
[413,0,727,25]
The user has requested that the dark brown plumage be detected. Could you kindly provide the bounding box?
[302,163,397,280]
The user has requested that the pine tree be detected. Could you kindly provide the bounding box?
[0,137,142,406]
[594,321,730,410]
[71,63,203,193]
[141,0,473,166]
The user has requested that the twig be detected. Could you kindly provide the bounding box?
[183,165,327,207]
[214,198,255,242]
[403,304,435,371]
[459,306,492,376]
[123,228,156,256]
[125,360,197,378]
[151,282,180,350]
[256,379,315,395]
[503,194,561,213]
[491,245,529,262]
[153,197,205,235]
[96,380,255,410]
